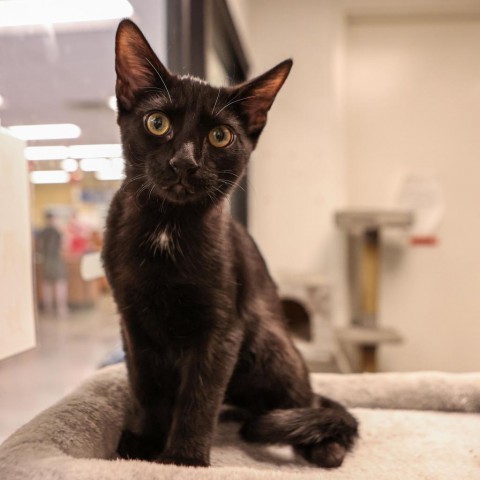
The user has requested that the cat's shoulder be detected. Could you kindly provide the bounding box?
[230,220,264,262]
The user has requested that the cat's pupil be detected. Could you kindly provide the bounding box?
[153,117,164,130]
[215,129,225,141]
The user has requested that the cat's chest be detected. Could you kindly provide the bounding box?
[128,222,224,284]
[141,225,179,260]
[125,228,229,339]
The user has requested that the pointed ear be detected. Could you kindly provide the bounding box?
[115,19,172,111]
[236,59,292,138]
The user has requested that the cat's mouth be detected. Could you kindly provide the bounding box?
[160,180,200,203]
[146,170,219,205]
[168,183,194,195]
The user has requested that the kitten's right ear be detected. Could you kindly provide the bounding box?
[115,19,172,111]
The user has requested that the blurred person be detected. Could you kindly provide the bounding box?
[37,211,68,317]
[66,211,90,258]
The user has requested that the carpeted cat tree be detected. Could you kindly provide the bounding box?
[0,364,479,480]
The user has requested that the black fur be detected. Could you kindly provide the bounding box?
[102,19,358,468]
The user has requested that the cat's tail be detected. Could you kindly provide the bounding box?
[239,396,358,468]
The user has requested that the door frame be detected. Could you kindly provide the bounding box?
[166,0,250,225]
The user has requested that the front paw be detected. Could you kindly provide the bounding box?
[155,453,210,467]
[117,430,161,461]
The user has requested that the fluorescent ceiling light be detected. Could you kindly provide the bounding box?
[79,158,110,172]
[61,158,78,172]
[30,170,69,184]
[25,144,123,161]
[8,123,81,140]
[95,169,126,181]
[25,146,69,160]
[69,144,122,159]
[0,0,133,28]
[95,157,125,181]
[111,157,125,170]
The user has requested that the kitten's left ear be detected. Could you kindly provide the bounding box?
[115,19,172,111]
[236,59,292,139]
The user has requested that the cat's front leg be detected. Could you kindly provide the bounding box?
[118,320,177,460]
[156,329,242,467]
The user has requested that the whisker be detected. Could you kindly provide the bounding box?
[212,88,221,115]
[222,88,242,107]
[213,86,246,115]
[137,183,150,196]
[214,96,255,117]
[210,185,232,207]
[145,57,172,104]
[140,88,169,100]
[204,168,240,182]
[121,174,147,191]
[207,191,216,204]
[219,179,245,193]
[147,183,156,201]
[221,172,241,180]
[133,181,151,209]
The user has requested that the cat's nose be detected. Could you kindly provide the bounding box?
[169,156,199,176]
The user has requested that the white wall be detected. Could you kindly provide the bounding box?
[244,0,480,371]
[131,0,168,62]
[0,130,36,360]
[245,0,350,328]
[346,14,480,372]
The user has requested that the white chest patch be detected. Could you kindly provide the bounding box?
[159,231,170,250]
[145,227,176,258]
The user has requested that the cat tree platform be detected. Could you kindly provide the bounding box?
[1,364,479,480]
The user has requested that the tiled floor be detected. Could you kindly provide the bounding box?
[0,295,121,443]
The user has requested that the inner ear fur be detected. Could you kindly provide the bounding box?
[115,19,171,111]
[236,59,293,137]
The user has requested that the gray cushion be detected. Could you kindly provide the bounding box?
[0,364,479,480]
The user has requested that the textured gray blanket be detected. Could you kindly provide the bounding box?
[0,364,479,480]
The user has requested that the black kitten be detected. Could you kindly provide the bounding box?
[102,19,358,469]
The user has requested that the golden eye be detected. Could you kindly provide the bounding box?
[208,125,233,148]
[145,112,171,136]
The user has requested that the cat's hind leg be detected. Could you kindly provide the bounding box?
[227,323,358,468]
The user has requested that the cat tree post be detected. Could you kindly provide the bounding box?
[335,210,412,372]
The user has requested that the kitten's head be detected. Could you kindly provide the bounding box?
[115,19,291,206]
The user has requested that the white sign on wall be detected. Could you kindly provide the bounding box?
[0,128,36,361]
[395,172,445,244]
